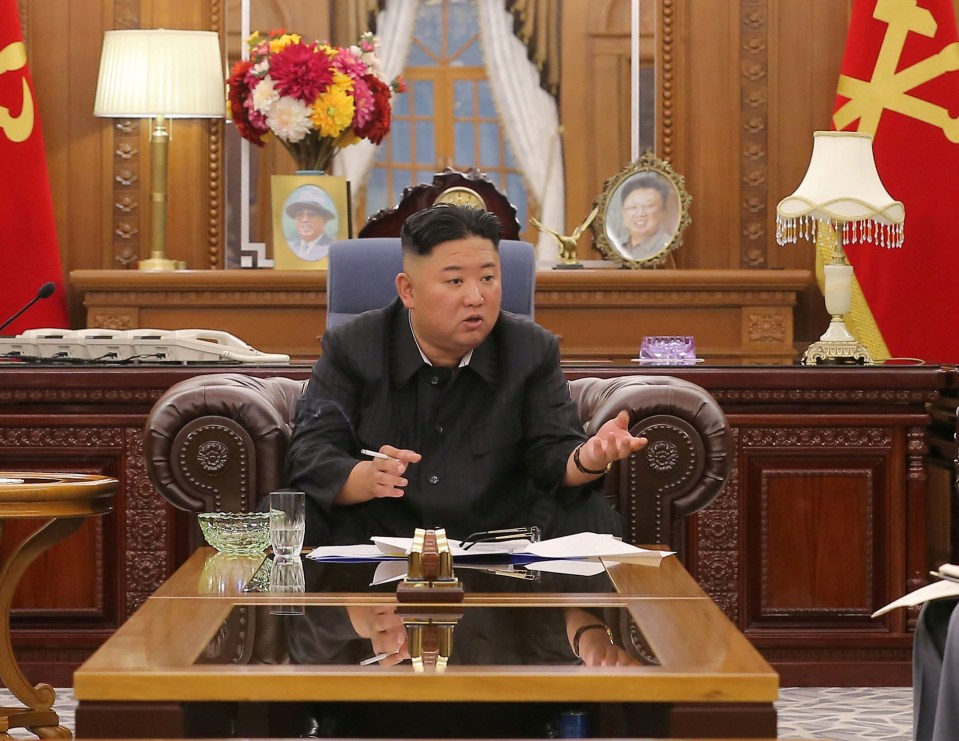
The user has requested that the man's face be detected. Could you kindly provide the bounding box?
[396,237,502,367]
[622,187,666,243]
[293,208,328,242]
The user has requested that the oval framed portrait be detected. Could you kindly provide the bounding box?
[591,152,692,268]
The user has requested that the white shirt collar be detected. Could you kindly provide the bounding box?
[408,310,472,368]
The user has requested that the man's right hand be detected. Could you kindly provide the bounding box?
[336,446,421,505]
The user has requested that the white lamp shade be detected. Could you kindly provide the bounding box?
[777,131,904,225]
[94,29,224,118]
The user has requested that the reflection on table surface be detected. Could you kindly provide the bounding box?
[196,602,650,670]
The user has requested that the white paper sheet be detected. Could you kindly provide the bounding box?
[872,578,959,617]
[308,532,674,562]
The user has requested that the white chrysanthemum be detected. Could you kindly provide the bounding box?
[265,97,313,143]
[361,52,384,78]
[251,77,279,113]
[252,59,270,75]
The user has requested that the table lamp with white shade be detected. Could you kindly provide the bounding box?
[94,29,224,271]
[776,130,904,365]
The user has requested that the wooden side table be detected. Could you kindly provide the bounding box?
[0,472,116,739]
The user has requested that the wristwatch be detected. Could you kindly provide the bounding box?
[573,443,612,475]
[572,623,614,659]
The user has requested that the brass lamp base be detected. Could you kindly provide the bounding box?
[802,338,872,366]
[138,253,178,271]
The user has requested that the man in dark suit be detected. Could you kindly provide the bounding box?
[286,203,646,545]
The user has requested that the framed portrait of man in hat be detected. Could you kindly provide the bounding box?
[271,174,351,270]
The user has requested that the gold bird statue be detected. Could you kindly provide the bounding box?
[530,206,598,268]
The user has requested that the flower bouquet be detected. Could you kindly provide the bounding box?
[227,30,405,172]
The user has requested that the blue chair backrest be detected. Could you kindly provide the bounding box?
[326,238,536,329]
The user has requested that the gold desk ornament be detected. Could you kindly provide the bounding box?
[396,528,464,672]
[398,527,463,602]
[433,186,486,210]
[530,206,598,270]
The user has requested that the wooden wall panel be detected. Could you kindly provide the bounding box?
[23,0,891,342]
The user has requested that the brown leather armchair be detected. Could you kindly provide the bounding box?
[145,372,731,560]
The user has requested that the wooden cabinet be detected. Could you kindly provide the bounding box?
[0,363,943,686]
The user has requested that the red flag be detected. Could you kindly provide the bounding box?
[0,0,69,333]
[833,0,959,362]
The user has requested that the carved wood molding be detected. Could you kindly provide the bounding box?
[740,0,768,268]
[0,388,165,404]
[124,427,173,617]
[745,311,786,343]
[740,427,894,447]
[535,289,800,306]
[659,0,676,159]
[108,0,144,269]
[715,389,935,404]
[695,428,742,626]
[207,0,224,267]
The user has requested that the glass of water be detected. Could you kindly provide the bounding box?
[269,491,305,557]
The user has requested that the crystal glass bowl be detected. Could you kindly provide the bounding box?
[197,512,270,555]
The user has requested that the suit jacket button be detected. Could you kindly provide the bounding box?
[428,475,439,484]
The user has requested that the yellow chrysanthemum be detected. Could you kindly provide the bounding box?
[317,44,337,59]
[311,88,355,138]
[269,33,301,53]
[332,71,355,92]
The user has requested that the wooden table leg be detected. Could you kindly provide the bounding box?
[0,517,85,739]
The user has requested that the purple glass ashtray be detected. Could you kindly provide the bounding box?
[637,336,699,365]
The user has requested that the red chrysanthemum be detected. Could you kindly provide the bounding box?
[227,59,267,146]
[268,42,333,103]
[354,74,392,144]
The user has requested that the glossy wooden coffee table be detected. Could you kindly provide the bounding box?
[0,472,116,739]
[74,548,779,738]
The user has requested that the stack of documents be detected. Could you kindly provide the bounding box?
[307,532,673,562]
[306,532,674,586]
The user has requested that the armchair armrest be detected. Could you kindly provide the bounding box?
[570,376,732,559]
[145,374,306,514]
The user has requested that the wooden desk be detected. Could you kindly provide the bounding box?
[73,548,778,739]
[69,268,810,364]
[0,363,944,686]
[0,472,116,739]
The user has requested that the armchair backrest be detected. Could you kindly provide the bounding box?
[144,372,732,561]
[326,238,536,329]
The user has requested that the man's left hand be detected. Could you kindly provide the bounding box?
[578,410,647,472]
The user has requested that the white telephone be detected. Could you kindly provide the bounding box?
[0,328,290,364]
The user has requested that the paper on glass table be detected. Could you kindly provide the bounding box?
[521,532,673,560]
[307,532,674,562]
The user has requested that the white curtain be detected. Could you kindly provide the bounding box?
[477,0,565,261]
[334,0,420,185]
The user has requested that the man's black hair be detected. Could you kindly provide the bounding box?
[620,174,669,206]
[400,203,503,257]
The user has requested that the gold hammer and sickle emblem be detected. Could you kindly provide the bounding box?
[0,40,35,143]
[833,0,959,141]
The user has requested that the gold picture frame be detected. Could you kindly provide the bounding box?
[591,152,692,269]
[271,174,351,270]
